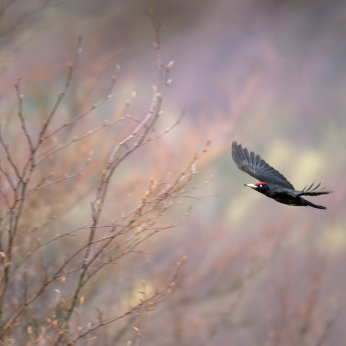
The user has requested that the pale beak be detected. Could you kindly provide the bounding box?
[244,183,257,189]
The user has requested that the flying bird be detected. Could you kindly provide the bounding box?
[232,140,332,209]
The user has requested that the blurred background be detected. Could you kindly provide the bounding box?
[1,0,346,344]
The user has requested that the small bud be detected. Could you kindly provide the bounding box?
[167,61,174,69]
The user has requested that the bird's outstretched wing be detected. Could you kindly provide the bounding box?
[232,140,295,189]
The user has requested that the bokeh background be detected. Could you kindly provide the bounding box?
[1,0,346,344]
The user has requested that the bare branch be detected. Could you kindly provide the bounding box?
[0,161,17,199]
[35,36,83,149]
[0,126,21,181]
[35,116,123,167]
[14,78,34,151]
[43,75,117,140]
[71,257,186,343]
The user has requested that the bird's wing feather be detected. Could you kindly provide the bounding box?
[283,183,333,197]
[232,140,295,189]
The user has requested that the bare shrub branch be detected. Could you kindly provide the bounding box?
[0,15,212,345]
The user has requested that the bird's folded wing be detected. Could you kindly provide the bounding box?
[232,140,295,189]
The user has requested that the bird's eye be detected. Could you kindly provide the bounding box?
[260,184,262,187]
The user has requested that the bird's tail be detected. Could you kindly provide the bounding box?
[302,198,326,210]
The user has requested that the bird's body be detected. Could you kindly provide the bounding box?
[232,140,332,209]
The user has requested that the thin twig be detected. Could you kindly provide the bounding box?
[71,257,186,344]
[15,77,34,151]
[35,117,123,167]
[0,126,21,181]
[43,75,117,140]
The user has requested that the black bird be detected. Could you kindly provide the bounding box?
[232,140,332,209]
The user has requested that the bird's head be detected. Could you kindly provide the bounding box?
[244,182,269,194]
